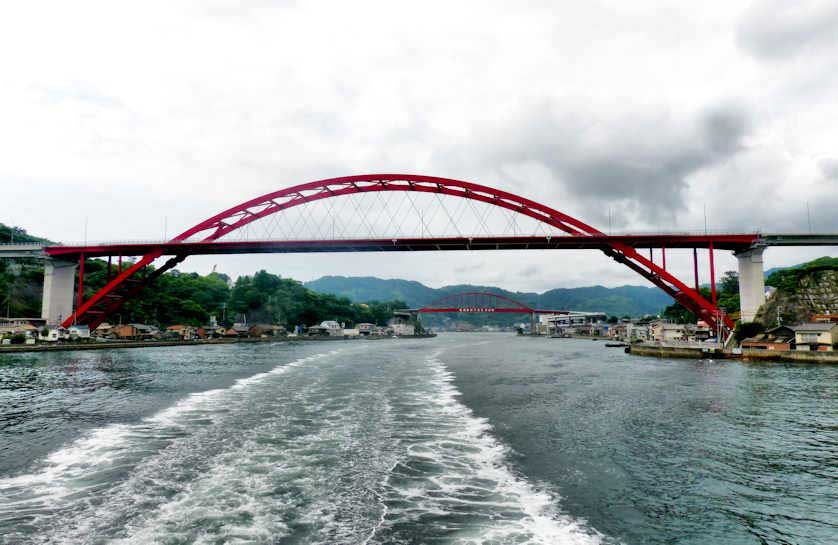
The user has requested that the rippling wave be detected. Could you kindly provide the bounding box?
[0,343,601,544]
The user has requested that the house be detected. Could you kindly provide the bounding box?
[792,323,838,351]
[357,323,376,336]
[225,323,251,337]
[200,325,227,339]
[39,327,66,342]
[625,322,651,342]
[0,319,40,337]
[94,323,114,338]
[741,325,795,351]
[308,320,343,336]
[68,325,90,340]
[111,323,159,340]
[650,320,687,343]
[166,324,196,340]
[547,312,608,336]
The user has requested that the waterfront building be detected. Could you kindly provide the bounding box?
[741,326,795,351]
[68,325,90,340]
[166,325,197,340]
[791,323,838,351]
[650,320,687,343]
[356,323,376,336]
[111,324,159,340]
[546,312,607,335]
[0,318,42,337]
[308,320,343,336]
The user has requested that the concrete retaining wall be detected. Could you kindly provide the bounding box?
[627,344,729,359]
[741,349,838,364]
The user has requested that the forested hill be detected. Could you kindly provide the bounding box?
[304,276,673,317]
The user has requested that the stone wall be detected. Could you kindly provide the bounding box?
[755,269,838,327]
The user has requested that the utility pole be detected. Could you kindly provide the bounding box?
[806,201,812,233]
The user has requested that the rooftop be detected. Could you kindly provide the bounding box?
[791,323,838,332]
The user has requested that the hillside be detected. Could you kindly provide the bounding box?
[756,257,838,327]
[304,276,673,317]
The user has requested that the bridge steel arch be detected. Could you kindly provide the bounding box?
[64,174,735,332]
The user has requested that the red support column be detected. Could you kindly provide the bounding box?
[649,248,653,266]
[77,253,85,314]
[693,248,699,292]
[118,254,123,274]
[709,242,716,305]
[662,245,666,271]
[107,256,112,282]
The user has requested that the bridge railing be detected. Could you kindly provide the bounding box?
[42,231,768,247]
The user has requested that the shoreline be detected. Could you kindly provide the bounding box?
[626,343,838,364]
[0,333,437,355]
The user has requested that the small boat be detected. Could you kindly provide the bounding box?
[605,342,627,347]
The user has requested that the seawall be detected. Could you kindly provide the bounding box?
[0,333,435,355]
[627,344,838,364]
[741,349,838,364]
[626,344,729,359]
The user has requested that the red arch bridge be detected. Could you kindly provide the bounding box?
[412,291,569,333]
[13,174,836,335]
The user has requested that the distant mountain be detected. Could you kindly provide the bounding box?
[304,276,673,317]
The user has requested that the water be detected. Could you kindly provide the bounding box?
[0,336,835,544]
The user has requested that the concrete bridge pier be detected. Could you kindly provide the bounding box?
[736,246,766,323]
[41,258,77,326]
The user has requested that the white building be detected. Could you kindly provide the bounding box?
[650,320,687,343]
[320,320,344,336]
[69,325,91,339]
[546,312,607,335]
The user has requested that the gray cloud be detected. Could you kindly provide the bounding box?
[737,0,838,60]
[819,157,838,180]
[450,102,751,225]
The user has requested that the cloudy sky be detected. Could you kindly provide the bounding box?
[1,0,837,292]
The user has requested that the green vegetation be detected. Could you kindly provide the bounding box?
[1,257,405,330]
[734,321,764,341]
[228,270,406,327]
[766,256,838,293]
[0,224,50,244]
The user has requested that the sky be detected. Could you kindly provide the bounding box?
[1,0,837,292]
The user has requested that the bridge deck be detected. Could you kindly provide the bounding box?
[43,234,763,258]
[21,233,838,260]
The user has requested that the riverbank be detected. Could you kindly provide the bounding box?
[627,343,838,363]
[0,333,436,354]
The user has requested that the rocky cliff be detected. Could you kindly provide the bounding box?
[756,264,838,327]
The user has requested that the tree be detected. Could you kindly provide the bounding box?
[735,321,764,342]
[720,271,739,295]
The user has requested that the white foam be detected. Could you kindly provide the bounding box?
[0,349,339,510]
[379,351,604,544]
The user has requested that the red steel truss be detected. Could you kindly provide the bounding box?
[415,291,568,314]
[61,174,738,332]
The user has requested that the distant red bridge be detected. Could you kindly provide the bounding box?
[412,291,567,315]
